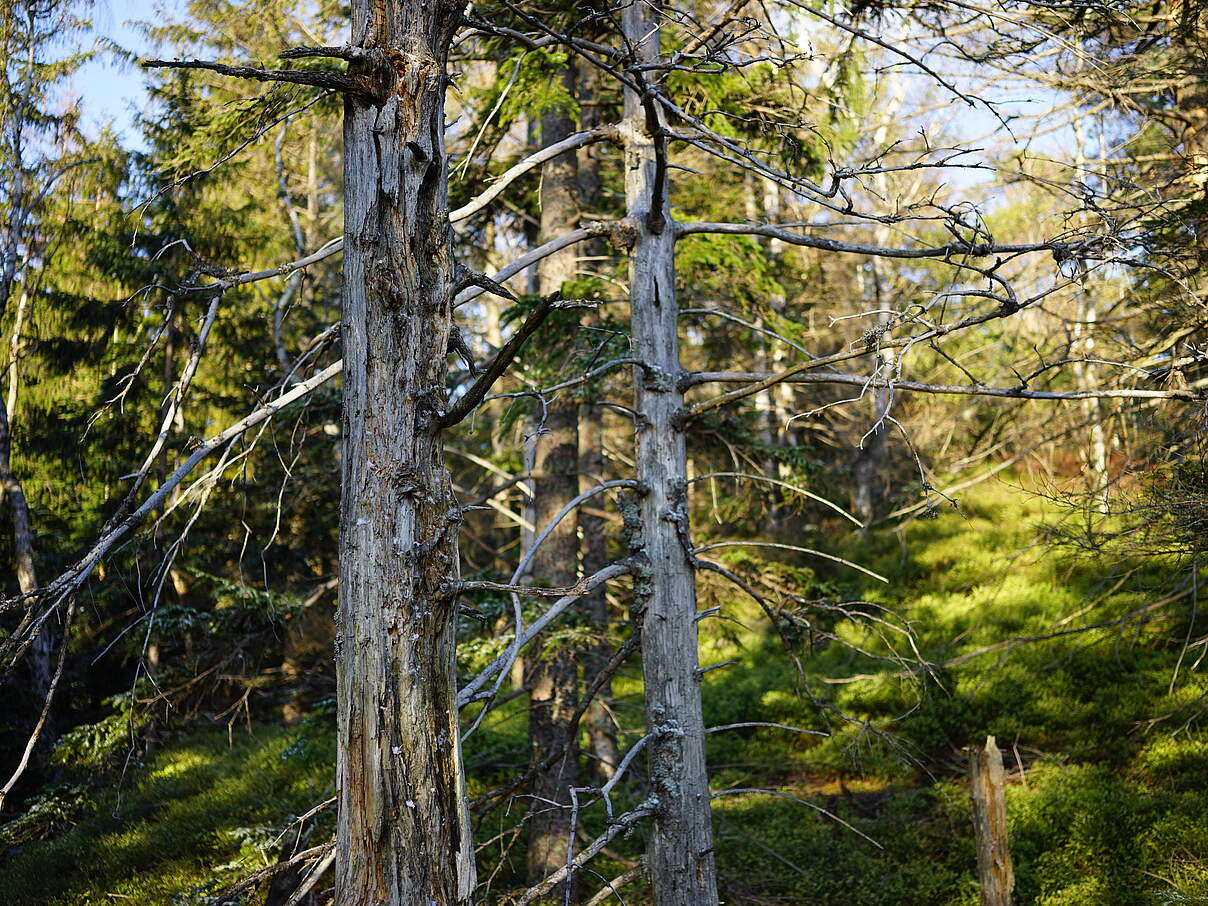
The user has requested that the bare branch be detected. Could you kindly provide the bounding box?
[686,370,1206,402]
[457,560,636,709]
[450,125,621,223]
[692,540,888,583]
[688,471,862,526]
[512,799,658,906]
[210,841,335,906]
[206,238,344,291]
[707,721,828,737]
[282,848,335,906]
[278,44,369,62]
[581,865,646,906]
[441,298,597,428]
[675,220,1091,261]
[0,362,342,644]
[141,58,363,95]
[0,600,74,810]
[711,788,883,849]
[454,225,613,308]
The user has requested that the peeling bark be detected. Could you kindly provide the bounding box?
[336,2,475,904]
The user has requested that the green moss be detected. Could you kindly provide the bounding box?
[696,479,1207,903]
[2,722,335,906]
[6,481,1206,905]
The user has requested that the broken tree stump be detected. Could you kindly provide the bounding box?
[969,735,1015,906]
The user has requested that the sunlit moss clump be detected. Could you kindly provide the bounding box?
[2,723,334,906]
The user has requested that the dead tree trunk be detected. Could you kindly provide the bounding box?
[336,2,475,903]
[969,735,1015,906]
[525,60,583,896]
[851,333,891,528]
[1,281,52,764]
[623,4,719,904]
[0,102,51,750]
[0,393,48,702]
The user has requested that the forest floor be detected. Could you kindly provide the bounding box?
[3,478,1206,905]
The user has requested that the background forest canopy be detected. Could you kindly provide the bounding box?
[1,0,1207,904]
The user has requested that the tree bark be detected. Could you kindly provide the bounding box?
[0,394,45,691]
[575,50,620,786]
[851,340,891,528]
[525,60,583,895]
[578,405,617,783]
[969,736,1015,906]
[623,4,719,904]
[336,3,475,904]
[0,22,52,745]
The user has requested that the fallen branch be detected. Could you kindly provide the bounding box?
[212,840,334,906]
[581,864,646,906]
[711,788,882,848]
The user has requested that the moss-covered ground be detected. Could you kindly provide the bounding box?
[3,481,1206,904]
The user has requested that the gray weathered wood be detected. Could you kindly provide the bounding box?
[336,2,475,904]
[623,3,719,903]
[969,735,1015,906]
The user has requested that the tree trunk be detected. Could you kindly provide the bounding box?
[579,404,617,783]
[336,3,475,904]
[850,82,904,527]
[1070,113,1111,510]
[0,271,51,722]
[623,4,719,904]
[851,340,891,528]
[1177,45,1208,251]
[0,90,51,743]
[574,50,620,785]
[0,393,47,698]
[282,579,337,724]
[969,736,1015,906]
[525,61,583,895]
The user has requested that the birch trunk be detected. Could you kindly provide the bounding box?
[0,32,51,729]
[0,394,44,691]
[1,277,51,745]
[336,3,475,903]
[623,4,719,903]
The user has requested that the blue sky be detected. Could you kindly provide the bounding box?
[72,0,186,147]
